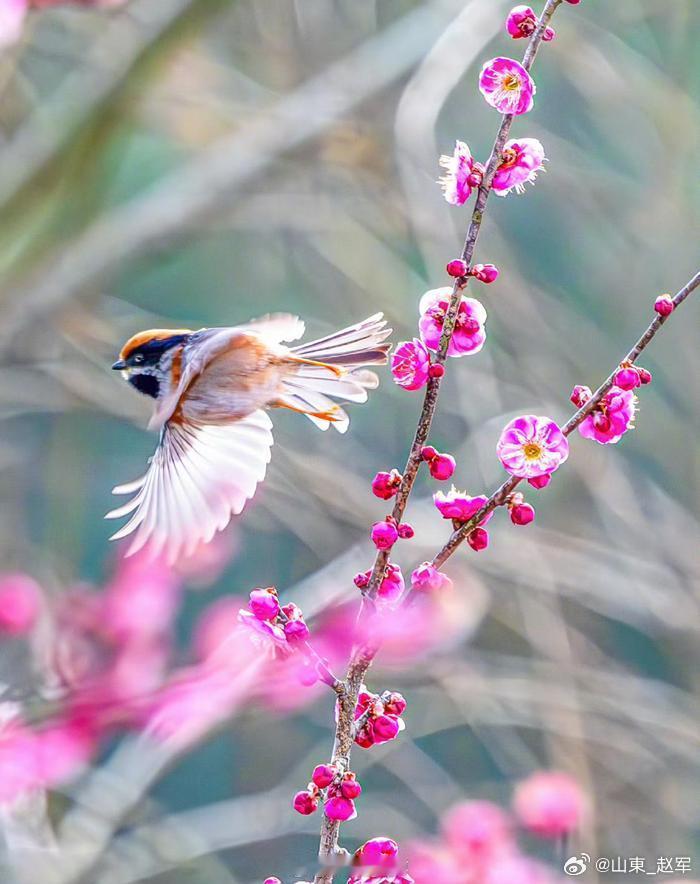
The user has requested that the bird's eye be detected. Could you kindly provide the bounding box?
[132,354,145,365]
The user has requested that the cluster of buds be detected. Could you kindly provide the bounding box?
[353,687,407,749]
[238,588,309,649]
[506,492,535,526]
[420,445,456,481]
[354,562,404,605]
[370,516,414,551]
[445,260,499,286]
[293,763,362,822]
[371,469,402,500]
[506,5,556,41]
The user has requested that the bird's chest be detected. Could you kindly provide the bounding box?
[181,337,286,422]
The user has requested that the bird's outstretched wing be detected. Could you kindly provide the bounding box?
[106,410,273,563]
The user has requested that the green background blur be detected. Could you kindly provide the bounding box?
[0,1,698,882]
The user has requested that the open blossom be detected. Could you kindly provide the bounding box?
[438,141,480,205]
[419,288,487,357]
[578,386,636,444]
[434,487,493,526]
[492,138,545,196]
[513,771,586,838]
[479,57,535,115]
[506,6,555,41]
[391,339,430,391]
[497,415,569,479]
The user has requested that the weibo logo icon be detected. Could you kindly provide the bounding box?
[564,854,590,876]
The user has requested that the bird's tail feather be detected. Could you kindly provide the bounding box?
[277,313,391,432]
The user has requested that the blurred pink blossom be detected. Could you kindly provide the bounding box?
[513,771,586,838]
[0,573,41,635]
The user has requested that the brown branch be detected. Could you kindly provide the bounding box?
[432,269,700,569]
[313,2,565,878]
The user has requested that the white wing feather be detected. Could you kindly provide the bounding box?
[106,410,273,563]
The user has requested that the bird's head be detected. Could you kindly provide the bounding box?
[112,329,191,399]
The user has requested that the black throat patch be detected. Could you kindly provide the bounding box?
[129,373,161,399]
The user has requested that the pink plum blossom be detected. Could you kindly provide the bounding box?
[410,562,452,593]
[484,856,557,884]
[438,141,480,205]
[0,0,26,49]
[506,6,555,42]
[479,57,535,115]
[419,288,487,357]
[372,469,402,500]
[354,837,400,868]
[324,795,357,821]
[0,573,41,635]
[513,771,586,838]
[434,487,493,525]
[492,138,545,196]
[496,415,569,479]
[377,562,405,605]
[578,386,636,444]
[249,586,280,621]
[371,519,399,550]
[294,789,319,815]
[442,800,515,867]
[613,365,641,390]
[470,263,499,284]
[391,339,430,390]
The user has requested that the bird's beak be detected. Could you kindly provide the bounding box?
[112,360,127,371]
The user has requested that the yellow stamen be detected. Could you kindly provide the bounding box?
[523,442,543,461]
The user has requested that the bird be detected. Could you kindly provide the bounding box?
[107,312,391,563]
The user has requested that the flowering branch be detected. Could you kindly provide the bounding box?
[312,2,567,879]
[430,268,700,567]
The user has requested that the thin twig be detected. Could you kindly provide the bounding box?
[314,2,564,877]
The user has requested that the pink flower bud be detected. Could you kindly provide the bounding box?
[510,502,535,526]
[371,519,399,551]
[570,385,592,407]
[505,5,536,39]
[637,366,652,385]
[446,259,468,278]
[384,691,407,716]
[377,563,405,604]
[354,837,400,867]
[513,771,586,838]
[410,562,447,592]
[613,366,641,390]
[467,527,489,552]
[0,574,42,636]
[470,263,499,284]
[324,796,357,821]
[282,602,302,620]
[527,473,551,490]
[466,163,485,188]
[654,294,674,316]
[428,453,456,481]
[354,725,375,749]
[372,469,402,500]
[354,571,371,589]
[264,878,282,884]
[341,773,362,800]
[372,714,400,743]
[420,445,438,461]
[284,618,309,643]
[248,587,279,621]
[293,790,318,815]
[397,523,414,540]
[543,25,556,40]
[565,0,581,4]
[428,363,445,379]
[312,764,338,789]
[356,688,376,713]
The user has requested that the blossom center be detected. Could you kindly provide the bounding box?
[500,147,518,168]
[523,442,543,461]
[502,72,521,92]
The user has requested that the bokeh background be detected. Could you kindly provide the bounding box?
[0,1,698,882]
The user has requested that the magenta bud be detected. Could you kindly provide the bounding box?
[324,796,356,821]
[466,164,485,188]
[293,790,318,815]
[654,294,674,316]
[372,714,400,744]
[371,469,402,500]
[428,453,456,481]
[354,725,375,749]
[282,602,302,620]
[570,384,592,407]
[510,502,535,526]
[613,367,641,390]
[249,587,280,621]
[527,473,552,490]
[428,363,445,379]
[312,764,337,789]
[264,878,282,884]
[542,25,556,40]
[420,445,438,461]
[467,527,489,552]
[340,774,362,800]
[446,259,468,278]
[637,366,652,385]
[284,619,309,642]
[354,571,370,589]
[384,691,407,716]
[470,262,499,284]
[371,520,399,551]
[397,523,414,539]
[354,837,400,867]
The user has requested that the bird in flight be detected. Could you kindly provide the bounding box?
[107,313,391,563]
